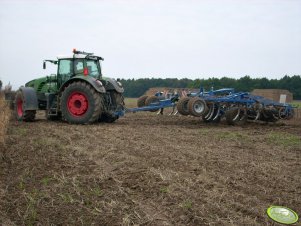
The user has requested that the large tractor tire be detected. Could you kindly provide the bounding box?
[61,81,102,124]
[145,96,160,112]
[137,95,148,107]
[99,113,118,123]
[177,97,191,116]
[15,90,36,122]
[188,97,208,117]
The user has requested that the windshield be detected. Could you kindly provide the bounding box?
[86,60,100,78]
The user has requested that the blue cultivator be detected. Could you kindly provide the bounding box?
[132,87,294,125]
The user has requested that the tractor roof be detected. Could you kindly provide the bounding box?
[57,49,104,61]
[57,54,103,61]
[57,54,87,59]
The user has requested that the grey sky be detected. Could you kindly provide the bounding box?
[0,0,300,89]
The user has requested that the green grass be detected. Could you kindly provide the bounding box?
[124,98,137,108]
[268,132,301,148]
[24,189,39,226]
[216,131,249,141]
[160,187,169,193]
[59,193,74,203]
[41,177,52,186]
[291,101,301,109]
[180,200,192,209]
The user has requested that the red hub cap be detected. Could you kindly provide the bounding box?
[67,92,89,116]
[17,98,23,117]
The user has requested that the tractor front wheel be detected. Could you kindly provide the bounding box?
[15,90,36,122]
[61,81,102,124]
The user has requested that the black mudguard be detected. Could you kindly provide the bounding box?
[103,78,124,93]
[59,77,106,94]
[19,87,38,110]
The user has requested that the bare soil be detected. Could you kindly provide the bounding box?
[0,103,300,225]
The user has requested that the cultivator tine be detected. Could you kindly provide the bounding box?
[156,108,164,115]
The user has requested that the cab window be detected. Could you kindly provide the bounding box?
[86,60,100,78]
[58,60,72,75]
[58,59,72,84]
[74,59,84,74]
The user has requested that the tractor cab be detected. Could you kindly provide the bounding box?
[43,49,104,88]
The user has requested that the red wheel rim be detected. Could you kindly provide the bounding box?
[67,92,89,117]
[17,97,23,117]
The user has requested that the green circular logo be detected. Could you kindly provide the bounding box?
[267,206,299,225]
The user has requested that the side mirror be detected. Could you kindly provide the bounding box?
[43,61,46,69]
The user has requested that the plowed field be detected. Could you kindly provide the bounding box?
[1,99,300,225]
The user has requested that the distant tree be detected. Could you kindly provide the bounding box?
[120,75,301,99]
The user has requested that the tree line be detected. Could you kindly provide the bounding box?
[120,75,301,99]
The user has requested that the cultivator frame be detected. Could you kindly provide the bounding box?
[132,88,294,125]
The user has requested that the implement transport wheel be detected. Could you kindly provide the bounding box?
[177,97,191,116]
[188,97,208,117]
[145,96,160,112]
[61,81,102,124]
[15,90,36,122]
[225,107,247,125]
[137,95,148,107]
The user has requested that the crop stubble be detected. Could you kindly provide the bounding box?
[0,102,300,225]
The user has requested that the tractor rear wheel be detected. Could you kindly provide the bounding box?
[15,90,36,122]
[61,81,102,124]
[145,96,160,112]
[137,95,148,107]
[99,113,119,123]
[177,97,190,116]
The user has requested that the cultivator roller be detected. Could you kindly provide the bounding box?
[137,88,294,125]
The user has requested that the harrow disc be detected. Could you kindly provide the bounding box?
[225,107,247,125]
[278,107,294,120]
[202,103,221,123]
[260,109,278,122]
[247,109,260,121]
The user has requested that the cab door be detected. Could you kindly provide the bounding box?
[57,59,72,88]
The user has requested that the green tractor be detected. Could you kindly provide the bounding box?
[15,49,124,124]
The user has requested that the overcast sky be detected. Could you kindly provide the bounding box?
[0,0,300,89]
